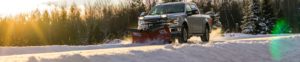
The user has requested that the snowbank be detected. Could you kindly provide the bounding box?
[0,34,300,62]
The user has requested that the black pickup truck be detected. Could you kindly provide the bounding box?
[135,2,212,43]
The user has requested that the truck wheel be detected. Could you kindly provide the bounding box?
[169,38,176,44]
[179,26,188,43]
[201,27,210,42]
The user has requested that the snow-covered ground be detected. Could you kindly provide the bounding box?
[0,33,300,62]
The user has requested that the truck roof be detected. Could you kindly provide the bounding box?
[157,2,193,6]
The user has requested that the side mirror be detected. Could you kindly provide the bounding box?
[186,11,193,16]
[187,10,199,16]
[192,10,199,14]
[140,12,146,16]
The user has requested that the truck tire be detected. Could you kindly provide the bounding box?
[169,37,176,44]
[201,27,210,42]
[201,28,209,42]
[179,26,188,43]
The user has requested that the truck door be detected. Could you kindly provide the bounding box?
[186,4,204,34]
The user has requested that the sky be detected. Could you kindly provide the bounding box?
[0,0,195,17]
[0,0,123,17]
[0,0,58,17]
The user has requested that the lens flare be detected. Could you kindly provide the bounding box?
[272,18,291,34]
[269,18,291,61]
[30,22,48,45]
[269,39,282,61]
[3,22,15,46]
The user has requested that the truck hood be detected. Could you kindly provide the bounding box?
[143,15,162,21]
[142,13,186,21]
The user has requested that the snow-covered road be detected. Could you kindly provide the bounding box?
[0,33,300,62]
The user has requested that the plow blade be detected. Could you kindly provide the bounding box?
[130,27,171,44]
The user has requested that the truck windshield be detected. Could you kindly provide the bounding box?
[149,4,185,15]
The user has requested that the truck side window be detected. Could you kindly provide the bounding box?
[190,4,198,11]
[185,4,192,12]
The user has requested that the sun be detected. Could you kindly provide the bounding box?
[0,0,55,17]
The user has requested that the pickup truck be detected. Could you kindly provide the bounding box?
[136,2,212,43]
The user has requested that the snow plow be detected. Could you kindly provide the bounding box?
[131,26,172,44]
[130,2,212,44]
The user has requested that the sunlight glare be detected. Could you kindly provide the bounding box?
[0,0,56,17]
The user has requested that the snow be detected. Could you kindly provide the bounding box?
[0,33,300,62]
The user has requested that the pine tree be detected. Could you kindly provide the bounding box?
[251,0,260,34]
[257,0,275,34]
[241,0,257,34]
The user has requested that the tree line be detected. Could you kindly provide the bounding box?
[189,0,300,34]
[164,0,299,34]
[0,0,145,46]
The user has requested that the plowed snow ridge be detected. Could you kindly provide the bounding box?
[0,33,300,62]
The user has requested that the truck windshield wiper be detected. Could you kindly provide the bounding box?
[167,12,179,13]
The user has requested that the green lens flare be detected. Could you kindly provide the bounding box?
[269,39,282,62]
[269,18,291,62]
[272,18,290,34]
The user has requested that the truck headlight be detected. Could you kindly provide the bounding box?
[168,20,178,24]
[138,17,144,20]
[161,15,167,18]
